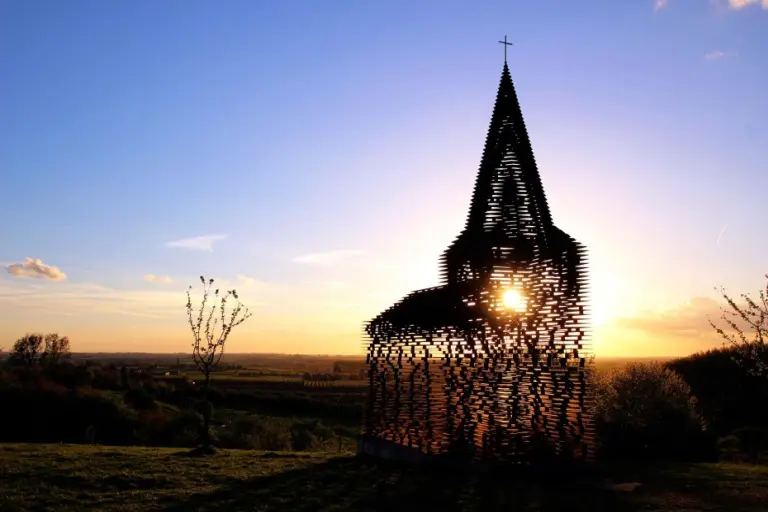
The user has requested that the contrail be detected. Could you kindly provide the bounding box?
[716,224,729,246]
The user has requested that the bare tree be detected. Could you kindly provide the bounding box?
[186,276,252,449]
[710,274,768,378]
[10,333,45,368]
[41,333,71,366]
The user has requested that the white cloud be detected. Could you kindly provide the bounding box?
[728,0,768,9]
[165,234,227,251]
[143,274,174,284]
[5,258,67,281]
[293,249,364,266]
[704,50,734,60]
[668,0,768,12]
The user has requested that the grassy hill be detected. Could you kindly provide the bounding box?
[1,443,767,511]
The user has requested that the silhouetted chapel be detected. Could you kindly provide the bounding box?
[360,48,592,466]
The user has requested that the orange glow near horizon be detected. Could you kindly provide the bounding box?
[0,308,729,358]
[0,258,741,359]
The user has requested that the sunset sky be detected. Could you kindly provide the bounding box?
[1,0,766,356]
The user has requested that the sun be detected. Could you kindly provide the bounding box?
[502,288,526,312]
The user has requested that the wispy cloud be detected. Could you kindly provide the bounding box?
[293,249,364,266]
[143,273,174,284]
[654,0,669,11]
[166,234,227,251]
[716,224,729,246]
[0,277,267,320]
[0,281,181,319]
[728,0,768,9]
[5,257,67,281]
[612,294,758,342]
[704,50,734,60]
[615,297,721,338]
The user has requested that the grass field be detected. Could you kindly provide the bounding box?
[1,443,767,511]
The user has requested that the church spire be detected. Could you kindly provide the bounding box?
[464,50,554,239]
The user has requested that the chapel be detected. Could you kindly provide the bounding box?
[361,45,592,465]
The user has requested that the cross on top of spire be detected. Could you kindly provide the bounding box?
[498,35,513,63]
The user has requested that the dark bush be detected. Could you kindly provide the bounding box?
[594,362,716,462]
[46,362,95,389]
[124,387,158,411]
[731,426,768,464]
[90,366,122,391]
[718,435,742,461]
[132,409,169,445]
[166,409,204,447]
[290,428,319,451]
[668,347,768,436]
[290,418,334,449]
[0,386,136,445]
[253,422,292,451]
[217,416,292,450]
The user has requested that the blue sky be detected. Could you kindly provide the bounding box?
[1,0,766,355]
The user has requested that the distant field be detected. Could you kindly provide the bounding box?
[72,353,367,374]
[65,353,667,394]
[156,373,367,389]
[182,373,304,384]
[1,443,767,511]
[594,357,674,373]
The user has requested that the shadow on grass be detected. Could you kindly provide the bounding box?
[160,455,626,512]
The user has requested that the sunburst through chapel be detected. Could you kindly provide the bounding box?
[360,39,593,466]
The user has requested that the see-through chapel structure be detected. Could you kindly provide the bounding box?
[360,57,593,465]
